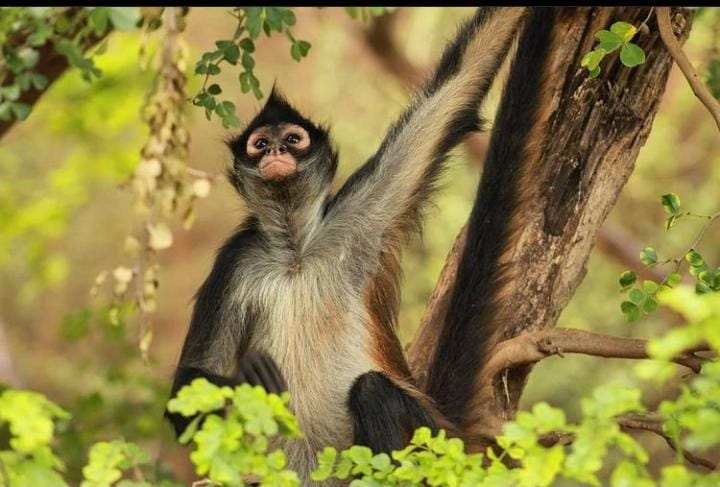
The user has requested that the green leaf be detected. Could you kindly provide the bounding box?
[619,270,637,290]
[290,43,301,62]
[581,48,606,71]
[265,8,284,31]
[610,21,638,42]
[223,44,240,65]
[166,377,232,417]
[239,38,255,53]
[695,281,712,294]
[27,22,54,46]
[178,415,202,444]
[297,40,311,57]
[31,73,48,90]
[245,9,263,38]
[642,280,659,294]
[89,7,110,36]
[640,247,657,266]
[665,272,682,288]
[241,52,255,70]
[207,84,222,95]
[239,71,251,93]
[18,47,40,69]
[665,214,680,230]
[594,29,623,52]
[216,101,241,128]
[108,7,140,31]
[629,288,646,304]
[215,40,234,50]
[282,9,296,26]
[206,64,221,75]
[685,250,705,268]
[621,301,641,322]
[10,102,32,121]
[2,84,21,101]
[620,43,646,68]
[642,297,658,313]
[661,193,681,215]
[0,102,12,121]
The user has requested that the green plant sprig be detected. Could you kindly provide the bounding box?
[619,193,720,321]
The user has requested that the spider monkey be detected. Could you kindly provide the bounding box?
[166,7,537,485]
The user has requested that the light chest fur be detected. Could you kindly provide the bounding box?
[241,248,375,484]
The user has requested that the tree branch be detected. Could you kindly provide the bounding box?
[482,328,709,382]
[0,8,111,141]
[656,7,720,132]
[618,412,717,471]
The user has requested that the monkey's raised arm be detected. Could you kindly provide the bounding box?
[322,8,526,262]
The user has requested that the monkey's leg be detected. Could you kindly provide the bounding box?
[347,372,437,454]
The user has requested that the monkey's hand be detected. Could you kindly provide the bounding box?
[235,349,287,394]
[166,350,287,440]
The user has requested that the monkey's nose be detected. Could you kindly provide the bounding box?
[265,145,288,155]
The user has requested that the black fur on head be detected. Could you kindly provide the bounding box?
[226,86,338,200]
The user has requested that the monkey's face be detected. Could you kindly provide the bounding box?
[228,88,338,200]
[245,123,311,182]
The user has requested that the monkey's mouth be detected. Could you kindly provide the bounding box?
[259,157,297,181]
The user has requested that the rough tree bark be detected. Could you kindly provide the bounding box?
[406,7,694,448]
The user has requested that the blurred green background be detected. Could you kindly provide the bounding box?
[0,7,718,482]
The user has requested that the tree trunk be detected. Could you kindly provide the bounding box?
[407,6,693,448]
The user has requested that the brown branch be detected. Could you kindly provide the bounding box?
[378,10,677,384]
[0,8,111,141]
[482,328,709,382]
[537,413,717,470]
[618,412,717,471]
[656,7,720,132]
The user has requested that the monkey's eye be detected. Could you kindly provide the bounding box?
[285,133,301,145]
[254,138,269,150]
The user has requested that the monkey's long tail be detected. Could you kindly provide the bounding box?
[423,7,558,443]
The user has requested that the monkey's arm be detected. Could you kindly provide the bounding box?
[166,224,267,436]
[323,8,526,261]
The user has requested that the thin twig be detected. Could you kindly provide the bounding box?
[656,7,720,132]
[482,328,711,381]
[618,413,717,471]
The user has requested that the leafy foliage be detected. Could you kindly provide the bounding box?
[167,379,302,486]
[1,6,719,487]
[0,390,70,487]
[581,21,646,78]
[619,193,720,321]
[191,7,312,129]
[0,8,141,124]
